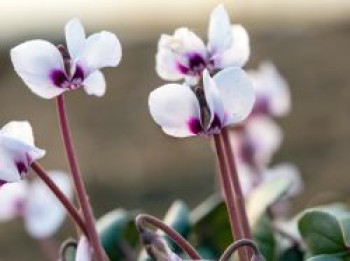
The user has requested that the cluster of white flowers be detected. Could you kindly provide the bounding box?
[0,18,122,258]
[148,4,302,210]
[149,5,255,137]
[230,62,302,214]
[0,4,304,260]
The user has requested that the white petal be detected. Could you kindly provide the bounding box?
[0,182,27,221]
[0,147,23,183]
[173,28,207,57]
[216,25,250,68]
[202,70,225,126]
[208,4,232,54]
[249,62,291,117]
[149,84,201,137]
[83,70,106,97]
[263,164,303,197]
[156,40,184,81]
[156,28,206,81]
[0,121,45,183]
[245,117,283,168]
[77,31,122,74]
[213,67,255,126]
[24,171,73,238]
[76,237,92,261]
[0,121,34,146]
[11,40,66,99]
[0,121,45,162]
[65,18,86,60]
[236,163,255,197]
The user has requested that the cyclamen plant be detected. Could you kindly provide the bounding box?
[9,18,122,261]
[1,4,348,261]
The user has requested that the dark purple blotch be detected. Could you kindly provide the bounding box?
[188,117,203,135]
[252,96,270,116]
[50,69,68,88]
[15,161,28,176]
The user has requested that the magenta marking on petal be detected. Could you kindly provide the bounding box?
[73,65,85,81]
[186,53,206,76]
[177,53,206,75]
[15,161,28,176]
[50,69,68,88]
[0,179,7,187]
[240,138,256,167]
[188,117,202,135]
[188,53,206,72]
[177,63,190,74]
[252,96,270,116]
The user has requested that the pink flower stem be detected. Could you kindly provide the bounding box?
[221,128,253,258]
[56,94,107,261]
[213,134,247,261]
[31,162,88,236]
[135,214,201,260]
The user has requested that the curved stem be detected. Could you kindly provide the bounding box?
[56,94,107,261]
[221,128,253,257]
[220,239,260,261]
[31,162,88,236]
[213,134,246,261]
[135,214,201,260]
[59,238,78,261]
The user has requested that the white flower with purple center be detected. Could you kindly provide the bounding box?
[156,4,250,84]
[11,18,122,99]
[0,121,45,184]
[230,116,283,170]
[248,61,291,117]
[0,171,73,239]
[149,68,255,138]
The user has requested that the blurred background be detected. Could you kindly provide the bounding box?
[1,0,350,260]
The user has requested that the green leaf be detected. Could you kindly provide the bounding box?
[253,215,276,261]
[62,247,76,261]
[195,245,217,259]
[190,194,231,256]
[298,211,346,255]
[307,252,350,261]
[247,177,291,227]
[97,209,138,261]
[340,217,350,247]
[278,246,304,261]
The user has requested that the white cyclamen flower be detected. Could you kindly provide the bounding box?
[11,18,122,99]
[156,4,249,83]
[149,68,255,138]
[248,61,291,117]
[0,121,45,184]
[0,171,73,239]
[230,116,283,170]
